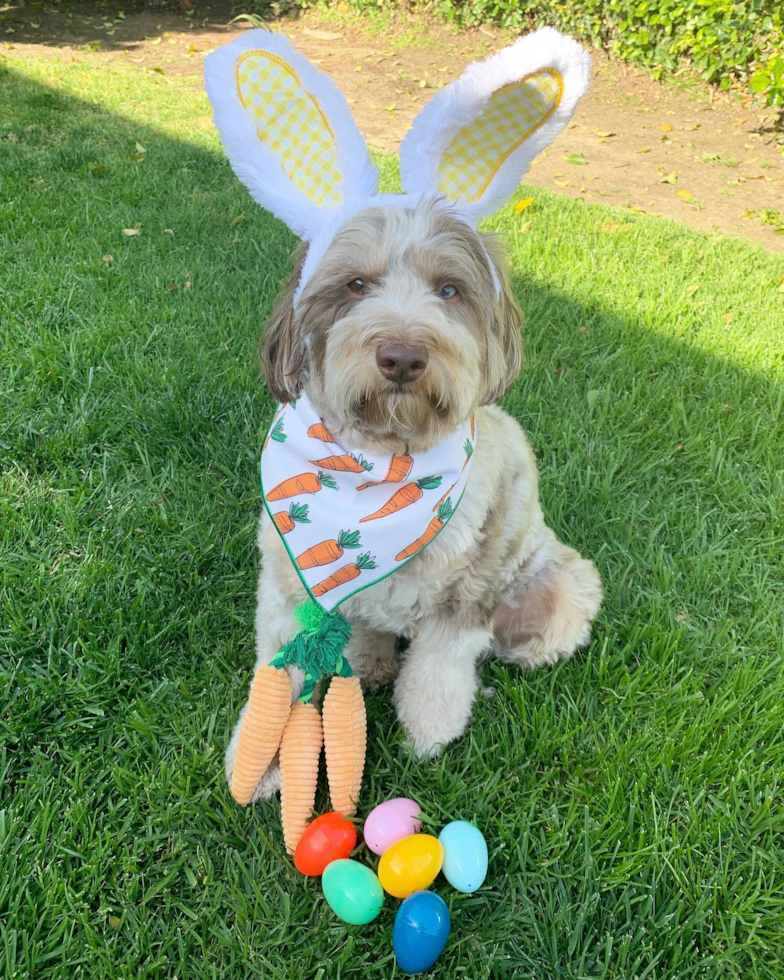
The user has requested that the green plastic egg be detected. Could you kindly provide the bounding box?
[322,859,384,925]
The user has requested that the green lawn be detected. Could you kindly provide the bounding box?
[2,55,783,979]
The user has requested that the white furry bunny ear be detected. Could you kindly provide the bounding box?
[399,27,591,221]
[204,30,378,241]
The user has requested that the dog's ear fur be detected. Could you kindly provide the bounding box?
[481,237,523,404]
[261,244,309,402]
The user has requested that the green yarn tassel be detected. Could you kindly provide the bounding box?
[280,601,353,679]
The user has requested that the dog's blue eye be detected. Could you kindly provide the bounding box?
[439,284,458,299]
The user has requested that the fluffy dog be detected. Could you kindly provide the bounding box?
[206,27,603,801]
[225,201,602,798]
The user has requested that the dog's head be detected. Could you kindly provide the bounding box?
[263,203,521,447]
[205,28,590,445]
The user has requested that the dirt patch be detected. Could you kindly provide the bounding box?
[3,1,783,250]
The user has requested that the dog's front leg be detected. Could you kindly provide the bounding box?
[393,617,492,759]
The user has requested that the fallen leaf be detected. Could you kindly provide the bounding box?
[586,389,600,409]
[149,36,162,45]
[102,254,113,262]
[553,179,571,187]
[563,153,588,165]
[686,284,700,295]
[519,220,532,233]
[515,197,535,213]
[579,325,590,335]
[636,147,650,153]
[135,141,146,153]
[660,171,677,184]
[108,916,120,930]
[166,282,179,291]
[676,189,695,203]
[231,214,245,227]
[123,226,141,236]
[724,311,733,324]
[658,123,673,132]
[593,129,614,137]
[129,153,144,163]
[87,162,105,173]
[598,222,627,233]
[676,441,684,450]
[164,228,174,235]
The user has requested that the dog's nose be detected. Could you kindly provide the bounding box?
[376,343,429,385]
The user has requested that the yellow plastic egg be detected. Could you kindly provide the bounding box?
[378,834,444,898]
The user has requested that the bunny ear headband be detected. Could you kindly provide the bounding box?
[204,27,591,301]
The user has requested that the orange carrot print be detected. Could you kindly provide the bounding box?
[432,440,473,511]
[263,417,286,450]
[396,499,454,561]
[273,502,311,534]
[266,471,339,501]
[359,475,442,523]
[297,530,361,569]
[471,414,475,440]
[312,552,377,597]
[309,453,374,474]
[356,450,413,490]
[307,422,336,443]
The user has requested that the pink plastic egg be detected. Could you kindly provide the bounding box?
[364,798,423,856]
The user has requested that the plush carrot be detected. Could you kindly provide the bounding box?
[432,440,473,511]
[307,422,336,443]
[309,453,373,474]
[359,476,442,523]
[266,470,339,501]
[312,552,377,596]
[296,530,361,569]
[229,664,293,806]
[356,451,413,490]
[273,502,311,534]
[322,675,366,816]
[279,701,323,853]
[263,417,287,450]
[395,498,453,561]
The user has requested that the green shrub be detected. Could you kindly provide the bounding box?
[305,0,783,107]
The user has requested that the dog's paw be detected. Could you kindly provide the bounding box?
[397,708,471,760]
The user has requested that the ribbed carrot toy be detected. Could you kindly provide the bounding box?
[228,601,367,854]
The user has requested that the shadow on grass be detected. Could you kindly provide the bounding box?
[2,64,784,980]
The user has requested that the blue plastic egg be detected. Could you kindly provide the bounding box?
[438,821,488,893]
[393,891,450,975]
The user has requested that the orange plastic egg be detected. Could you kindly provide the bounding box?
[378,834,443,898]
[294,813,357,876]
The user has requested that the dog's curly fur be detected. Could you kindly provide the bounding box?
[226,201,602,799]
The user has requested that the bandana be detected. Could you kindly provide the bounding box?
[261,394,476,612]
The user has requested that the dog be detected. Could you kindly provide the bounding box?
[224,201,603,798]
[205,28,602,801]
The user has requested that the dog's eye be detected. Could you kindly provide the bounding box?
[438,284,458,300]
[348,278,367,295]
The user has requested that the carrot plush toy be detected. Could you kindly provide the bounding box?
[230,601,366,852]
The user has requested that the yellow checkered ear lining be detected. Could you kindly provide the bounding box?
[437,69,563,204]
[236,51,343,209]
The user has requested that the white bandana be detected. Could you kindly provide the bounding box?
[261,394,475,612]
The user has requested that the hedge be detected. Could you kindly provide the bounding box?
[301,0,783,107]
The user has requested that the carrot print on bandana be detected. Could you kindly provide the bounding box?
[261,393,475,612]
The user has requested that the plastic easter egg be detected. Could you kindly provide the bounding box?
[438,821,488,893]
[364,797,423,856]
[294,813,357,876]
[378,834,443,899]
[393,891,451,975]
[322,859,384,925]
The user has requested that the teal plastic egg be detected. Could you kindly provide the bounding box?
[438,821,487,893]
[322,859,384,925]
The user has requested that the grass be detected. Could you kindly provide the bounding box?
[2,54,784,980]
